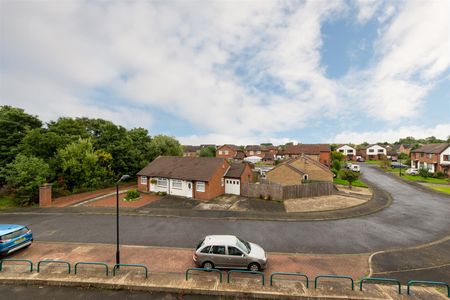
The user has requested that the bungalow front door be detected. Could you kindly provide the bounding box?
[186,181,193,198]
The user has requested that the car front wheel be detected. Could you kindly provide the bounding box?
[202,261,214,270]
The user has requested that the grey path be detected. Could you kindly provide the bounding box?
[1,165,449,254]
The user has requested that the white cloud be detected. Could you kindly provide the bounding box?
[352,0,383,23]
[331,123,450,144]
[344,0,450,123]
[178,133,298,146]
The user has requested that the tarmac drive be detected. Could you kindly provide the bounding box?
[1,165,449,254]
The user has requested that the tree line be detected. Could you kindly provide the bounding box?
[0,106,183,206]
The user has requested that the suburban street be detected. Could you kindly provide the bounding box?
[1,165,449,254]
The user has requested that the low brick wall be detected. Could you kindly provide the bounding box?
[242,182,333,200]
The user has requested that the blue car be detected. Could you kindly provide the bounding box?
[0,224,33,256]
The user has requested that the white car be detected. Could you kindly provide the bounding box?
[406,168,419,175]
[350,164,360,172]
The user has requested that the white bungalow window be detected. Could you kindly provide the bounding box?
[224,150,229,155]
[140,176,147,185]
[218,150,223,155]
[172,180,182,189]
[157,178,167,187]
[196,182,205,192]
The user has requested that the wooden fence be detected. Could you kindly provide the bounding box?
[241,181,334,200]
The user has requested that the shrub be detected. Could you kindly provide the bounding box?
[418,167,430,178]
[332,160,341,171]
[434,171,445,179]
[124,189,140,201]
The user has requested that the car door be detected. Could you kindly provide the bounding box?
[210,245,227,267]
[226,246,247,268]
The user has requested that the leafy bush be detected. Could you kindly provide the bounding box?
[339,169,360,189]
[418,167,430,178]
[124,189,140,201]
[332,159,341,171]
[434,171,445,179]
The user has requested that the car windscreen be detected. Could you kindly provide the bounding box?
[0,227,28,241]
[196,238,205,250]
[236,237,250,254]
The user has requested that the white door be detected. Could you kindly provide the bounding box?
[186,181,193,198]
[225,179,240,195]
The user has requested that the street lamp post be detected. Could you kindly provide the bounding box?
[116,174,130,268]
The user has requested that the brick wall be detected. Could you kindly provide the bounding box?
[137,176,149,192]
[216,146,237,159]
[291,158,333,182]
[194,160,229,200]
[266,164,303,185]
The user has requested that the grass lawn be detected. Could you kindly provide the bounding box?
[333,177,368,188]
[429,186,450,195]
[399,174,450,184]
[365,160,380,165]
[0,196,16,209]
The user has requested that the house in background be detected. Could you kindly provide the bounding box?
[410,143,450,176]
[216,144,241,159]
[283,144,331,167]
[395,144,412,156]
[182,145,201,157]
[137,156,229,200]
[364,144,387,160]
[336,145,356,161]
[265,155,333,185]
[224,162,253,195]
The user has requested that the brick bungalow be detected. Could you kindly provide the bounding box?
[265,155,333,185]
[283,144,331,167]
[410,143,450,176]
[137,156,229,200]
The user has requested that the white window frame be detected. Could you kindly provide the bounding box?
[196,181,205,192]
[369,149,374,153]
[221,178,224,187]
[224,150,229,155]
[218,150,223,155]
[157,178,167,187]
[172,179,182,189]
[140,176,147,185]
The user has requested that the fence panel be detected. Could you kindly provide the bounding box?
[242,182,333,200]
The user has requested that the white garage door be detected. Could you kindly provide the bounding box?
[225,179,240,195]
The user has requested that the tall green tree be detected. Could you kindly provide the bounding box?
[149,135,183,160]
[0,106,42,170]
[18,128,70,162]
[199,146,216,157]
[58,139,110,191]
[3,154,51,206]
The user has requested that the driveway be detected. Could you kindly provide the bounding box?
[1,165,449,255]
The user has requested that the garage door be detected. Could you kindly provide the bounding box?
[225,179,240,195]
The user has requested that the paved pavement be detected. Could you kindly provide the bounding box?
[1,165,449,255]
[0,284,215,300]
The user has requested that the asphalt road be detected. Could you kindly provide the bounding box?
[1,165,449,254]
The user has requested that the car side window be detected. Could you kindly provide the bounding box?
[228,246,243,256]
[201,246,211,253]
[211,245,225,255]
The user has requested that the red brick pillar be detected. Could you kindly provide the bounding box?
[39,183,53,207]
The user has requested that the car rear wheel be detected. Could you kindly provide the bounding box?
[248,262,261,272]
[202,261,214,270]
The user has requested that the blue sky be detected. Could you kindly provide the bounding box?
[0,0,449,145]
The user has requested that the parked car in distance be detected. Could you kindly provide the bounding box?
[391,162,408,169]
[356,157,365,162]
[0,224,33,256]
[193,235,267,271]
[406,168,419,175]
[350,164,360,172]
[345,163,353,169]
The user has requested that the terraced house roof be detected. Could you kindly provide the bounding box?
[411,143,450,154]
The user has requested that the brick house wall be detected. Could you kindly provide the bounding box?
[319,152,331,167]
[240,164,253,185]
[137,175,149,192]
[266,165,303,186]
[216,145,237,159]
[290,158,333,182]
[193,160,229,200]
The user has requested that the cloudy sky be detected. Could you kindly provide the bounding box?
[1,0,449,145]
